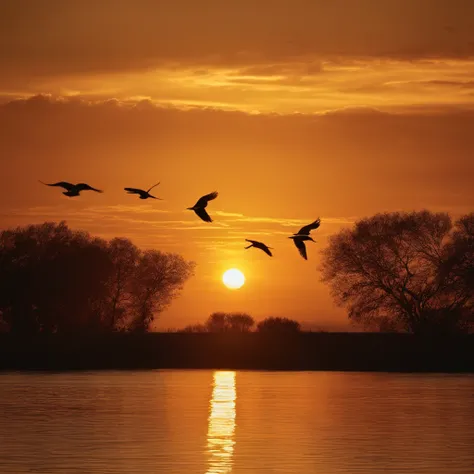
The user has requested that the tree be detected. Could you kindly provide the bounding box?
[204,312,255,332]
[0,221,113,333]
[105,238,140,330]
[437,213,474,331]
[0,222,195,334]
[320,211,474,334]
[127,250,195,332]
[181,324,208,333]
[227,313,255,332]
[256,317,301,333]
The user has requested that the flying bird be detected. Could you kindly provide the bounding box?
[187,191,218,222]
[245,239,273,257]
[289,218,321,260]
[124,182,162,200]
[39,181,103,197]
[293,218,321,237]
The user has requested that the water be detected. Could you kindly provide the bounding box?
[0,371,473,473]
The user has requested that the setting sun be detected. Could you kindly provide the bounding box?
[222,269,245,290]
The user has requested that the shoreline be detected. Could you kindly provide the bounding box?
[1,332,473,373]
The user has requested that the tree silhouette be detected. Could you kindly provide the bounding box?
[127,250,195,332]
[256,317,301,333]
[181,323,208,333]
[105,238,140,330]
[204,312,255,332]
[321,211,474,334]
[0,222,113,333]
[0,222,195,334]
[227,313,255,332]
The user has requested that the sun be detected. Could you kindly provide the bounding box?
[222,268,245,289]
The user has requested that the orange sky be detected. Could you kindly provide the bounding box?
[1,1,473,330]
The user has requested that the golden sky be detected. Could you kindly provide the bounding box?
[1,0,473,330]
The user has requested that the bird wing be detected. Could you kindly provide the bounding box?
[246,239,272,256]
[194,191,218,208]
[261,245,273,257]
[297,218,321,235]
[146,182,160,193]
[76,183,103,193]
[123,188,148,196]
[124,187,144,195]
[39,180,75,191]
[194,207,213,222]
[293,239,308,260]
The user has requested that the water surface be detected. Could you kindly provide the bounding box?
[0,371,473,473]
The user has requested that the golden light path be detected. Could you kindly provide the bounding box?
[206,371,237,474]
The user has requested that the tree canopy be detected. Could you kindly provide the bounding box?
[256,317,301,333]
[321,211,474,334]
[182,312,255,333]
[0,222,195,333]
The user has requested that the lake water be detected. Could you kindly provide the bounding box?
[0,371,473,473]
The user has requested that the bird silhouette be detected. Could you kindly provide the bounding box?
[245,239,273,257]
[187,191,218,222]
[39,181,103,197]
[124,182,162,200]
[289,218,321,260]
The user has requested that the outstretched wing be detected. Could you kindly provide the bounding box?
[146,182,160,193]
[246,239,272,256]
[194,191,218,208]
[194,207,213,223]
[39,180,75,191]
[124,187,144,194]
[297,218,321,236]
[294,239,307,260]
[260,245,273,257]
[76,183,103,193]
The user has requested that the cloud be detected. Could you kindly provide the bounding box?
[4,58,474,115]
[1,1,474,115]
[214,211,354,227]
[2,1,474,81]
[0,95,472,239]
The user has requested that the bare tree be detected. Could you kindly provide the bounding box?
[321,211,474,334]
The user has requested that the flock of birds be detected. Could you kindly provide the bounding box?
[39,180,321,260]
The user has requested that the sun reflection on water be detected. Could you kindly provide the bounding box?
[206,371,236,474]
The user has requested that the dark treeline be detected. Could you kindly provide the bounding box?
[1,332,473,372]
[181,313,302,333]
[0,222,195,334]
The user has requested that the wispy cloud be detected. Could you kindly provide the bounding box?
[1,203,355,251]
[4,58,474,114]
[214,210,354,227]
